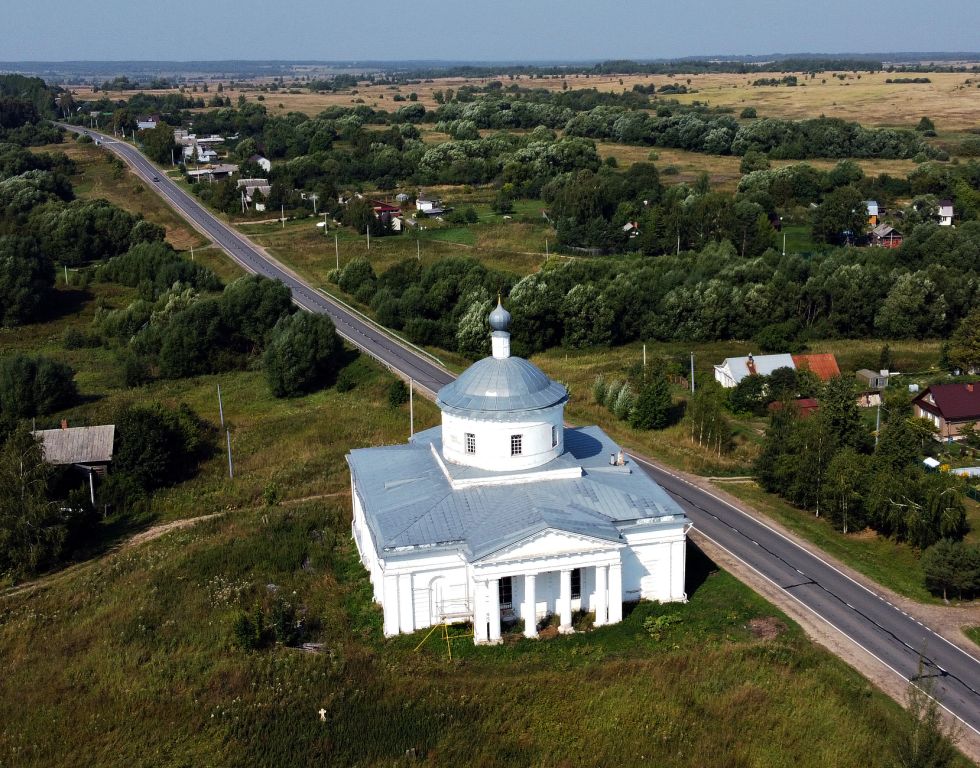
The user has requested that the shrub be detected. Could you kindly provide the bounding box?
[335,366,358,392]
[387,379,409,407]
[740,106,758,119]
[643,612,683,640]
[612,382,634,421]
[591,374,607,405]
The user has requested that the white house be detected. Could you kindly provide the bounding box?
[713,353,795,388]
[248,154,272,173]
[136,115,159,130]
[939,199,954,226]
[348,302,690,644]
[415,196,445,216]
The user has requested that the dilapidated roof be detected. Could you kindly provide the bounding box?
[34,425,115,466]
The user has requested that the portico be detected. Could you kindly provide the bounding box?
[471,540,624,642]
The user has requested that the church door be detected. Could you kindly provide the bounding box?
[429,577,446,625]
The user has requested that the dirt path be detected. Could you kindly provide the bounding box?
[0,490,350,602]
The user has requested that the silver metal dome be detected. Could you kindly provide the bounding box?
[488,300,511,332]
[437,356,567,415]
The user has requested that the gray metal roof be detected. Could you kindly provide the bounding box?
[717,353,795,383]
[436,356,567,416]
[348,425,686,561]
[34,425,115,466]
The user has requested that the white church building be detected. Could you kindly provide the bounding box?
[347,301,690,644]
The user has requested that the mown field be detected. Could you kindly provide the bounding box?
[75,69,980,129]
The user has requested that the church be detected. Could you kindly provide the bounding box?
[347,301,690,643]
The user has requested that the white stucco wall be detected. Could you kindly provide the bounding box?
[621,522,688,603]
[441,405,564,471]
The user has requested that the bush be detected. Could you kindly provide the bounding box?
[740,107,758,119]
[387,379,409,407]
[591,374,607,405]
[630,377,672,430]
[335,366,358,392]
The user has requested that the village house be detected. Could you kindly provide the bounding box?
[136,115,160,130]
[415,196,446,216]
[237,178,272,211]
[865,200,879,227]
[939,199,955,227]
[913,383,980,442]
[713,352,840,389]
[870,223,903,248]
[33,421,115,505]
[248,154,272,173]
[347,302,689,643]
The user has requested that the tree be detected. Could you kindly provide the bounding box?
[739,150,770,174]
[387,379,409,407]
[892,659,959,768]
[220,274,294,349]
[825,448,867,533]
[921,540,980,601]
[948,306,980,372]
[820,375,865,449]
[687,382,730,454]
[0,353,77,425]
[138,122,177,164]
[455,294,492,359]
[113,403,212,493]
[264,312,342,398]
[630,376,672,430]
[0,426,70,578]
[0,235,53,326]
[811,185,867,244]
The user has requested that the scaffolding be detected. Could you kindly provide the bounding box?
[413,602,474,660]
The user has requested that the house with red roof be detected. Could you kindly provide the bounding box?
[912,382,980,442]
[791,353,841,382]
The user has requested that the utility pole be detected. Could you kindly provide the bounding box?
[171,148,175,167]
[217,383,225,427]
[64,265,68,285]
[416,238,421,261]
[335,234,339,269]
[643,344,647,369]
[323,212,328,235]
[409,378,414,438]
[366,225,370,250]
[782,231,787,257]
[677,233,681,255]
[545,239,549,257]
[875,400,881,447]
[281,204,285,229]
[226,429,234,479]
[690,352,695,394]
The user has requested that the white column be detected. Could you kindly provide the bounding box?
[594,564,608,627]
[398,573,414,634]
[671,540,688,601]
[608,562,623,624]
[472,578,488,643]
[523,573,538,638]
[559,569,573,633]
[487,578,502,644]
[382,574,400,636]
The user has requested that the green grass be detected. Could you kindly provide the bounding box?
[1,505,955,767]
[721,482,937,603]
[966,626,980,648]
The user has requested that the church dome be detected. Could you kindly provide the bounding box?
[437,356,567,416]
[488,299,511,332]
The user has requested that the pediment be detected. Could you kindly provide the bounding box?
[478,527,621,564]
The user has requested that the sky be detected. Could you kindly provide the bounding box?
[2,0,979,62]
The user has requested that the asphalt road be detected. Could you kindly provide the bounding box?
[64,124,980,740]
